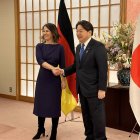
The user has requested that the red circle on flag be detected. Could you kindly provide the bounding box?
[131,44,140,88]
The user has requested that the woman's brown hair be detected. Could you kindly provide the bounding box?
[42,23,60,43]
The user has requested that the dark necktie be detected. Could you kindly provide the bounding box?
[79,44,85,60]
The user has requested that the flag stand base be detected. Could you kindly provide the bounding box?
[129,122,139,137]
[59,111,82,124]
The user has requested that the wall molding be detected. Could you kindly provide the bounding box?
[0,94,16,100]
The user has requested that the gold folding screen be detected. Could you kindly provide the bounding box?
[18,0,126,99]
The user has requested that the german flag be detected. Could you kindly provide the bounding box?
[57,0,77,116]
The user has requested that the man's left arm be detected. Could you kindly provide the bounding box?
[95,44,108,99]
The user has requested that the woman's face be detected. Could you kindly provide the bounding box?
[42,26,53,42]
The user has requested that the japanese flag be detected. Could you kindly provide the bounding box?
[130,15,140,126]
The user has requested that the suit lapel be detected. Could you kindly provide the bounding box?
[80,38,95,64]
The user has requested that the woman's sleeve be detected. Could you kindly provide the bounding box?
[36,43,45,65]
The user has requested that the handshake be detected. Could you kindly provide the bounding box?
[51,67,64,76]
[51,67,66,89]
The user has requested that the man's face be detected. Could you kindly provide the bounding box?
[76,25,91,43]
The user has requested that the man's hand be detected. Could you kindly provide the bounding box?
[98,90,106,99]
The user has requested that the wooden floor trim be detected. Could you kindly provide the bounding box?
[0,94,16,100]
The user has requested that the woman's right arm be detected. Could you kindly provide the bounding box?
[36,44,55,71]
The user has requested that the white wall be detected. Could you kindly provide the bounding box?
[0,0,16,95]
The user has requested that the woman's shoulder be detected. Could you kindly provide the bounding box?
[36,43,64,49]
[52,43,63,49]
[57,44,65,51]
[57,44,63,48]
[36,43,44,47]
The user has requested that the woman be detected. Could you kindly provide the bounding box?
[33,23,66,140]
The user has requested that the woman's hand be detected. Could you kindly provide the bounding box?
[52,68,61,76]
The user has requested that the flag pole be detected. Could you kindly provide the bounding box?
[58,0,79,122]
[129,15,140,139]
[59,98,82,124]
[60,99,82,124]
[129,122,139,137]
[59,111,81,124]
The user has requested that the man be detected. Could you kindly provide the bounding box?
[55,20,108,140]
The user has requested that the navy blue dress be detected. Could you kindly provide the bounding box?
[33,43,65,118]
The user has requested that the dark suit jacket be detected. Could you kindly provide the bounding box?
[64,38,108,97]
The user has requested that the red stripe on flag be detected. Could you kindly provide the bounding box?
[57,25,74,66]
[131,44,140,88]
[58,24,78,101]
